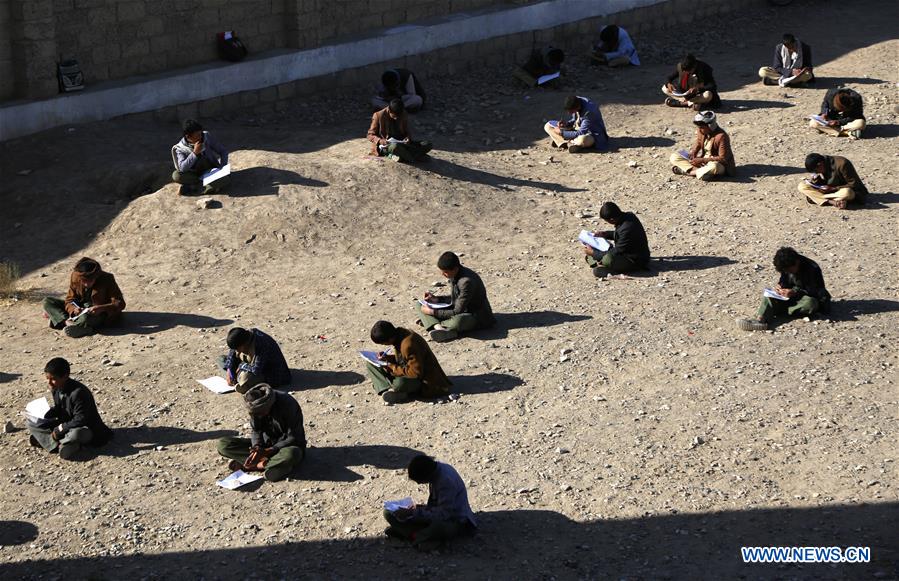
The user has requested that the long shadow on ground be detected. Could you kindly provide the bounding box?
[99,311,234,335]
[296,444,423,483]
[419,157,586,193]
[468,311,592,340]
[1,503,894,580]
[287,368,365,391]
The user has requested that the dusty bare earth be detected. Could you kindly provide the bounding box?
[0,1,897,579]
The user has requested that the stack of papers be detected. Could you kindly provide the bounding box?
[678,149,690,160]
[669,90,688,97]
[197,376,235,394]
[216,470,263,490]
[763,288,789,301]
[418,298,451,309]
[578,230,611,252]
[22,397,50,423]
[201,163,231,186]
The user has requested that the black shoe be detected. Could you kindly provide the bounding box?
[762,77,777,86]
[49,320,66,330]
[29,435,40,447]
[382,390,410,404]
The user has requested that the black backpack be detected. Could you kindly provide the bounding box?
[217,31,248,62]
[57,58,84,93]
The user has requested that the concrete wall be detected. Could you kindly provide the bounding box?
[0,0,13,100]
[0,0,763,140]
[0,0,535,101]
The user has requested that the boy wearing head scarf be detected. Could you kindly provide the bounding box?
[42,257,125,338]
[216,384,306,482]
[811,87,865,139]
[669,111,736,181]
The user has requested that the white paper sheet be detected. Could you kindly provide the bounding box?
[537,71,560,85]
[808,114,828,126]
[23,397,50,422]
[669,90,688,97]
[216,470,263,490]
[578,230,611,252]
[197,376,235,394]
[386,137,406,144]
[359,351,388,367]
[384,496,414,512]
[201,163,231,186]
[678,149,690,160]
[763,288,790,301]
[418,298,452,309]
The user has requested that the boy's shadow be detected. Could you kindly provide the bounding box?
[282,369,365,392]
[76,426,237,459]
[450,372,524,395]
[101,311,233,335]
[825,299,899,322]
[471,311,592,340]
[297,444,423,483]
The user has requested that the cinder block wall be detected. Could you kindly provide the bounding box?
[1,0,534,102]
[151,0,762,124]
[0,0,13,100]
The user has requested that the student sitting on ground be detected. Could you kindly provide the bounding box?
[543,95,610,153]
[516,46,564,86]
[737,247,830,331]
[419,252,495,343]
[662,54,721,110]
[591,24,640,67]
[371,68,426,112]
[171,118,229,195]
[216,384,306,482]
[582,202,650,277]
[218,327,291,394]
[810,87,866,139]
[367,99,432,163]
[364,320,451,404]
[383,454,477,551]
[758,33,813,87]
[27,358,113,460]
[798,152,868,209]
[669,111,736,181]
[42,257,125,338]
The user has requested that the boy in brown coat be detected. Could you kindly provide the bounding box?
[364,320,451,404]
[42,257,125,338]
[367,99,432,163]
[669,111,735,181]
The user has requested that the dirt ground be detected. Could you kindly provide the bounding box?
[0,0,897,579]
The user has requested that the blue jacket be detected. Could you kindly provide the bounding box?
[414,462,477,526]
[562,96,610,151]
[224,328,291,387]
[597,26,640,66]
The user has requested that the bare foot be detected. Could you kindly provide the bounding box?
[833,200,848,209]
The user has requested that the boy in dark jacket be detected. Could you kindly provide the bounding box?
[418,252,495,343]
[583,202,650,277]
[219,327,291,394]
[738,247,830,331]
[27,358,113,460]
[810,87,865,139]
[216,384,306,482]
[662,53,721,110]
